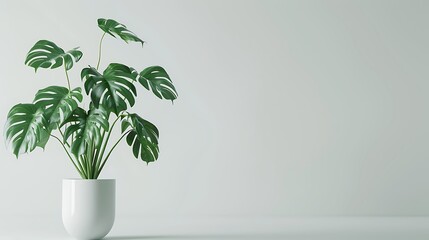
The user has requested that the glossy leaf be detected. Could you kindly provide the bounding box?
[82,63,137,115]
[98,18,144,46]
[4,104,49,157]
[25,40,82,71]
[62,106,109,156]
[134,66,178,101]
[121,113,159,163]
[33,86,83,129]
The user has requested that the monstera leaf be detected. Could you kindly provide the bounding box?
[33,86,83,129]
[121,113,159,163]
[4,104,49,157]
[63,106,109,156]
[25,40,83,71]
[98,18,144,45]
[82,63,137,115]
[134,66,178,101]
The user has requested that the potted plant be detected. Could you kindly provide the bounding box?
[4,18,178,240]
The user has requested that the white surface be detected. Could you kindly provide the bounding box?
[1,0,429,219]
[62,179,115,239]
[1,217,429,240]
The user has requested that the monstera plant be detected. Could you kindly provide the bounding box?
[4,18,178,179]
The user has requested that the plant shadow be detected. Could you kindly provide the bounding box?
[104,236,188,240]
[104,235,228,240]
[104,234,285,240]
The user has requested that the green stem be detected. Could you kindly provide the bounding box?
[64,65,71,91]
[78,156,88,178]
[91,145,99,178]
[71,124,75,146]
[86,142,92,178]
[96,130,130,179]
[95,114,122,169]
[92,144,97,178]
[75,155,86,178]
[86,144,94,179]
[96,32,106,70]
[51,135,85,178]
[57,124,70,148]
[83,155,91,179]
[86,154,91,179]
[93,130,105,171]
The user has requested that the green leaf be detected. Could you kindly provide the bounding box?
[121,113,159,164]
[98,18,144,46]
[62,106,109,156]
[36,126,50,149]
[4,104,49,157]
[25,40,83,71]
[82,63,137,116]
[135,66,178,101]
[33,86,83,129]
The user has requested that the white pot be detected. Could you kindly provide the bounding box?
[62,179,116,240]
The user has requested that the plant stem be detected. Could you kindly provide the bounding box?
[96,130,130,178]
[64,65,71,91]
[96,32,106,70]
[90,141,97,179]
[93,131,104,168]
[57,124,70,148]
[51,134,85,178]
[86,153,91,179]
[86,142,92,178]
[91,145,98,178]
[95,114,122,170]
[83,155,91,179]
[75,156,86,178]
[78,156,88,178]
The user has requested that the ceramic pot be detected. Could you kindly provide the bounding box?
[62,179,115,240]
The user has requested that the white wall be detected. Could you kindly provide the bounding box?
[0,0,428,218]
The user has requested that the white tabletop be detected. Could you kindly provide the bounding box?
[1,216,429,240]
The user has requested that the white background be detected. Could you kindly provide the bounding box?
[0,0,428,220]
